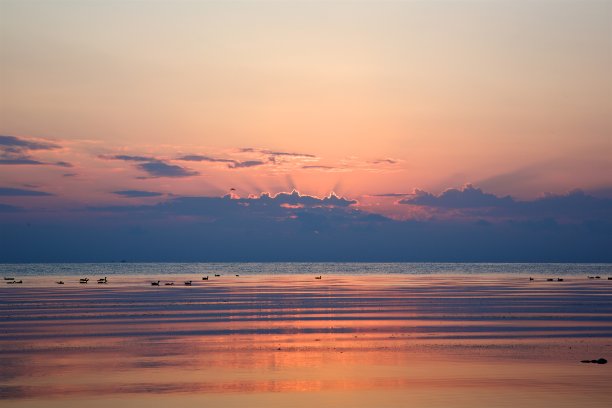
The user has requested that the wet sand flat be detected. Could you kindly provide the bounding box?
[1,275,611,407]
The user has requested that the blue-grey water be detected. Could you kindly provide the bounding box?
[1,262,611,277]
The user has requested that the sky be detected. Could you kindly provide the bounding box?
[1,0,611,262]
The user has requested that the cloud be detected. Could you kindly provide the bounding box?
[101,154,157,162]
[0,135,59,152]
[176,154,266,169]
[0,135,71,167]
[399,184,612,222]
[54,161,73,168]
[3,188,610,262]
[228,160,266,169]
[257,191,356,208]
[368,193,411,197]
[0,187,53,196]
[176,155,235,163]
[301,165,337,171]
[400,184,513,208]
[0,158,46,165]
[370,158,399,165]
[240,148,316,158]
[137,161,199,178]
[101,154,198,178]
[114,190,164,198]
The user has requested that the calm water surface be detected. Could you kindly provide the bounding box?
[1,262,611,277]
[1,267,611,407]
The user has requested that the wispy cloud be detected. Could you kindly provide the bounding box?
[137,161,198,178]
[176,154,267,169]
[101,154,198,178]
[228,160,266,169]
[302,165,337,171]
[240,148,316,158]
[0,135,59,152]
[0,135,71,167]
[176,155,235,163]
[0,187,53,196]
[113,190,164,198]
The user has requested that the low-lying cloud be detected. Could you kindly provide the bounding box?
[400,184,612,222]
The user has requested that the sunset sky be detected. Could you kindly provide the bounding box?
[1,1,611,261]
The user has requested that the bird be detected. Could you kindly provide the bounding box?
[184,281,192,286]
[529,277,534,281]
[315,276,322,280]
[11,280,23,284]
[3,277,15,281]
[56,281,64,285]
[202,276,209,280]
[214,274,221,277]
[79,278,89,284]
[557,278,564,282]
[97,277,107,284]
[546,278,553,281]
[235,274,240,277]
[151,281,160,286]
[230,188,236,191]
[164,282,174,286]
[595,276,601,279]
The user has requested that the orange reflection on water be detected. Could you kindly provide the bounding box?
[1,275,611,407]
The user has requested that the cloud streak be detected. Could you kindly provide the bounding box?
[239,148,316,158]
[0,135,71,167]
[113,190,164,198]
[0,187,53,196]
[101,154,198,178]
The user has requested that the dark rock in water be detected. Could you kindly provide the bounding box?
[581,358,607,364]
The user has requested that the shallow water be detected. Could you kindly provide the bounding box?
[1,274,611,407]
[1,262,611,277]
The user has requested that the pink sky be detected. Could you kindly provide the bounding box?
[1,1,610,219]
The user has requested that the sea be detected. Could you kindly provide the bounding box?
[1,262,611,277]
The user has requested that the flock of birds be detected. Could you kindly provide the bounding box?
[5,275,612,285]
[4,274,325,286]
[528,276,611,282]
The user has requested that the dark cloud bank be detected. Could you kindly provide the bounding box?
[1,188,611,262]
